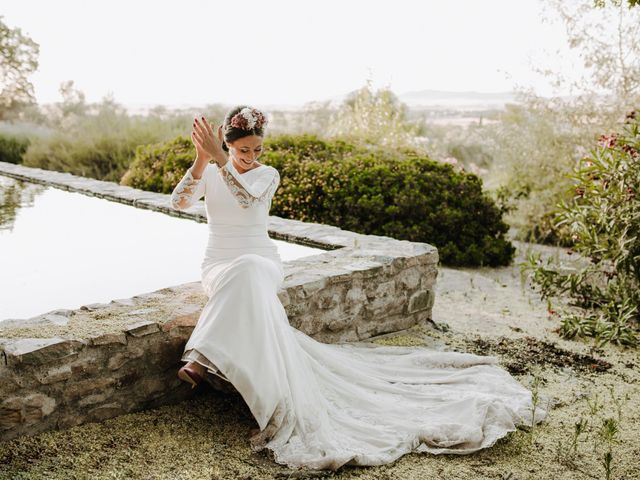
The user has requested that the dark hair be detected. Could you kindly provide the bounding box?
[221,105,266,152]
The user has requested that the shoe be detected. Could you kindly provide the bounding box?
[178,363,203,389]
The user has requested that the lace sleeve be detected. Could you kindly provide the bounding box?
[218,161,280,209]
[170,166,207,210]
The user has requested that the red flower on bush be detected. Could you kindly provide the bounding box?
[597,133,618,148]
[624,110,637,123]
[622,144,639,158]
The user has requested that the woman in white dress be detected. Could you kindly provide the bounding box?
[170,106,548,471]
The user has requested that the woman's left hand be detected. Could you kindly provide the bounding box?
[192,116,227,164]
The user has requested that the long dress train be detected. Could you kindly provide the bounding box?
[170,159,548,471]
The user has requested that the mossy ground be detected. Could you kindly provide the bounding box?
[1,241,639,480]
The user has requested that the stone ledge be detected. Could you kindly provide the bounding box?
[0,161,440,442]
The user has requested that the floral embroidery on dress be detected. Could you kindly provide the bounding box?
[218,162,280,209]
[170,167,204,210]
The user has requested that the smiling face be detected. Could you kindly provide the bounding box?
[227,135,263,171]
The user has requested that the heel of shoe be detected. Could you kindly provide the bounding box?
[177,366,202,388]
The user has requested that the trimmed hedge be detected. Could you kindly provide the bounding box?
[122,134,515,267]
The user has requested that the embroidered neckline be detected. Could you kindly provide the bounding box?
[218,161,266,176]
[238,164,266,176]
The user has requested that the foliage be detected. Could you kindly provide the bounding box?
[521,111,640,347]
[18,83,225,182]
[481,100,607,245]
[265,100,335,137]
[21,94,157,182]
[554,386,631,480]
[0,131,29,164]
[543,0,640,100]
[260,133,361,161]
[326,79,424,153]
[125,134,515,267]
[0,15,39,121]
[120,135,197,193]
[482,0,640,244]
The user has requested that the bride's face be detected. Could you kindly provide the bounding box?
[227,135,263,169]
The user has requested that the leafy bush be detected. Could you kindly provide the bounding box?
[0,133,30,164]
[19,94,217,182]
[124,134,515,267]
[120,135,197,193]
[521,110,640,347]
[480,101,610,246]
[22,132,144,182]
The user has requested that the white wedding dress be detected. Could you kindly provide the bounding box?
[170,160,548,471]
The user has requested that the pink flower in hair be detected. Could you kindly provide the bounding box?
[230,107,268,131]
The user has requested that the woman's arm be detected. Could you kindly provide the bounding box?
[170,156,209,210]
[171,116,220,210]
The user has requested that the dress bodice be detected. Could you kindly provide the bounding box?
[170,160,282,270]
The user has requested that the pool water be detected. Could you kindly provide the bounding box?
[0,175,324,322]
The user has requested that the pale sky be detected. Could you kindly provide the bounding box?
[2,0,576,108]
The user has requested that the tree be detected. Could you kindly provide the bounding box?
[327,78,421,151]
[541,0,640,102]
[487,0,640,244]
[0,15,39,121]
[57,80,87,118]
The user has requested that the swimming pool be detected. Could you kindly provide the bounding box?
[0,174,325,322]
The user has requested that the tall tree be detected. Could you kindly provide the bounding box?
[0,15,39,121]
[327,78,419,151]
[537,0,640,104]
[484,0,640,243]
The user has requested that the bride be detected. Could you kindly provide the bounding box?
[170,105,548,471]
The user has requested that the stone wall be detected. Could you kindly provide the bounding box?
[0,162,439,442]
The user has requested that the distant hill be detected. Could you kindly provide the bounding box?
[397,89,518,109]
[313,88,522,111]
[96,89,566,115]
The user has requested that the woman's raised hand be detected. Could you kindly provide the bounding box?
[191,116,227,164]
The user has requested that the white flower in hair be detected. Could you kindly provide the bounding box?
[230,107,268,130]
[240,107,257,129]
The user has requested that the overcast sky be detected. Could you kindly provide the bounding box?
[2,0,579,108]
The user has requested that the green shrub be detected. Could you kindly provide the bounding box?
[261,133,360,161]
[19,100,204,182]
[124,134,515,267]
[22,132,141,183]
[521,110,640,347]
[120,135,197,193]
[264,142,514,267]
[0,133,30,164]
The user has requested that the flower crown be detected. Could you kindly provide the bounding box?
[228,107,268,131]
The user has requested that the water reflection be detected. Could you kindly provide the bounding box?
[0,175,46,232]
[0,175,325,322]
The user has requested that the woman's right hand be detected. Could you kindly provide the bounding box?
[192,116,226,163]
